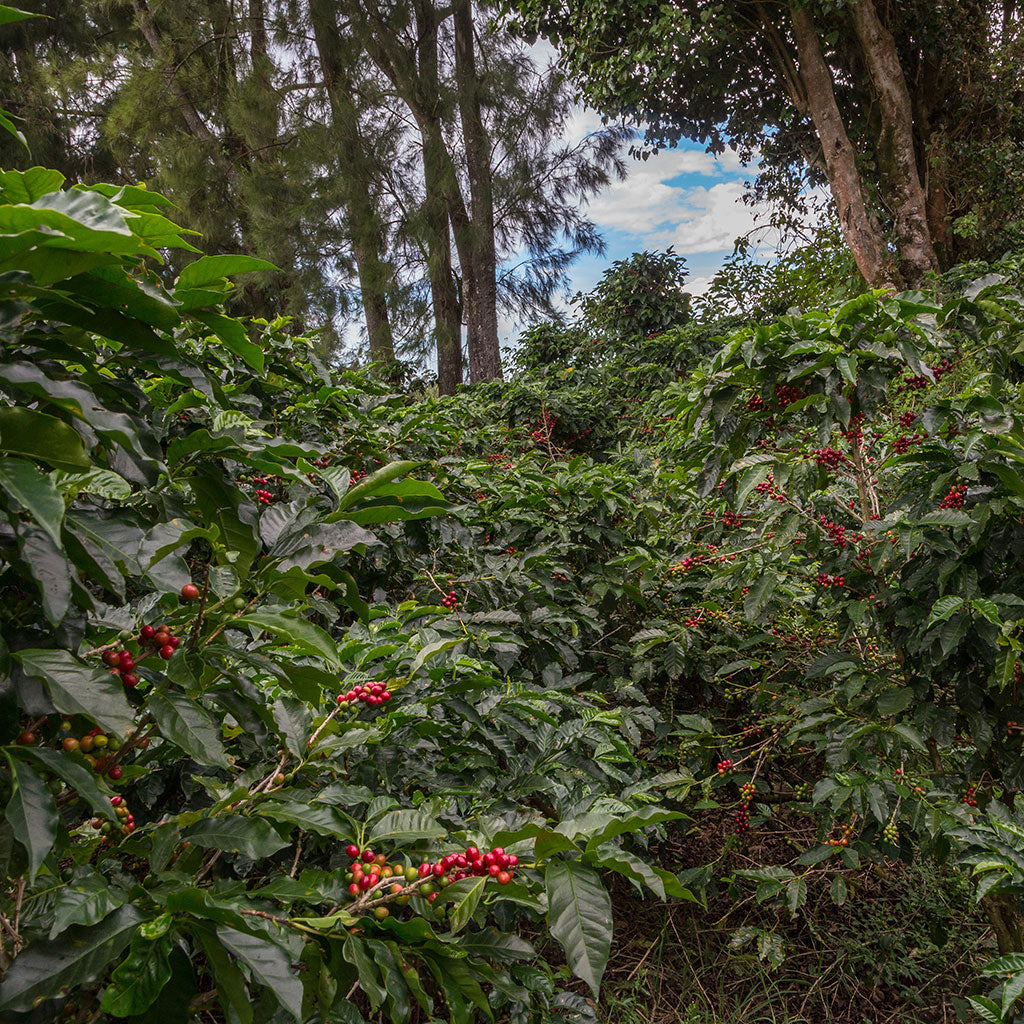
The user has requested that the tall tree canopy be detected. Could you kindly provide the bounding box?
[0,0,625,387]
[500,0,1024,288]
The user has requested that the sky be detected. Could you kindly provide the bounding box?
[496,104,792,343]
[561,107,782,298]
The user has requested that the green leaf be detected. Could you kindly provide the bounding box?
[0,406,90,471]
[409,638,463,676]
[0,457,64,544]
[830,876,847,906]
[928,595,965,626]
[193,312,264,373]
[0,905,143,1012]
[176,254,277,290]
[743,571,776,620]
[344,934,387,1010]
[193,925,254,1024]
[100,933,172,1017]
[16,648,134,733]
[3,752,56,882]
[369,810,446,847]
[51,866,126,938]
[582,807,686,853]
[876,687,913,715]
[545,860,612,998]
[20,526,73,624]
[458,928,535,963]
[234,611,340,666]
[271,696,311,757]
[440,876,487,934]
[0,167,64,201]
[983,954,1024,975]
[15,746,118,821]
[183,816,289,858]
[335,460,426,512]
[217,926,304,1020]
[0,6,41,26]
[0,107,27,148]
[588,844,667,900]
[1003,970,1024,1017]
[146,691,231,768]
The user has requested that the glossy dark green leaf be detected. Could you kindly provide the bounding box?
[217,926,303,1019]
[16,648,134,733]
[183,815,289,858]
[0,905,143,1011]
[146,691,231,768]
[271,695,310,756]
[0,456,64,544]
[100,932,172,1017]
[193,924,254,1024]
[176,254,277,290]
[440,876,487,934]
[0,406,90,470]
[368,809,447,846]
[234,611,340,666]
[3,752,56,882]
[19,525,73,624]
[545,860,612,998]
[51,866,126,938]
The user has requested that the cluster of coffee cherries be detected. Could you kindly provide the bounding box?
[60,723,132,778]
[248,474,279,505]
[440,589,459,609]
[337,681,392,708]
[882,821,899,844]
[89,795,135,838]
[892,431,926,454]
[826,822,856,847]
[811,446,849,469]
[962,785,979,808]
[138,623,181,661]
[815,573,846,589]
[343,847,412,917]
[717,758,734,776]
[426,844,518,887]
[792,782,812,801]
[342,843,519,916]
[735,782,755,835]
[101,646,140,688]
[939,483,968,509]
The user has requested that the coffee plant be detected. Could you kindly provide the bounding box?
[3,93,1024,1020]
[0,169,694,1021]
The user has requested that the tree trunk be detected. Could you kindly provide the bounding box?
[789,6,891,288]
[348,0,464,388]
[421,122,464,394]
[984,893,1024,954]
[453,0,502,383]
[309,0,396,362]
[850,0,938,285]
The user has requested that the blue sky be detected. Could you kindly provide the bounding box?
[499,105,790,341]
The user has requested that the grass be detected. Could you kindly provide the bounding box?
[591,830,989,1024]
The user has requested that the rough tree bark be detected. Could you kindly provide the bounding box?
[310,0,396,362]
[850,0,938,285]
[453,0,503,383]
[788,5,891,288]
[347,0,466,391]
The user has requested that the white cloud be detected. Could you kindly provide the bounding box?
[662,180,780,255]
[585,146,759,242]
